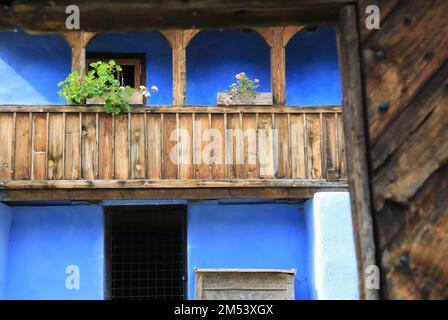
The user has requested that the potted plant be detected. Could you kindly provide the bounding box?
[58,60,158,114]
[217,72,272,106]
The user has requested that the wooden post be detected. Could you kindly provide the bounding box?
[62,31,97,72]
[336,5,378,300]
[160,29,200,106]
[254,26,303,106]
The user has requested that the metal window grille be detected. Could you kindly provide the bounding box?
[106,206,186,300]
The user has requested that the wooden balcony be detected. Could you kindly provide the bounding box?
[0,105,347,200]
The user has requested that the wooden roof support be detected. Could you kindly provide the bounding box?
[160,29,200,105]
[254,26,304,106]
[61,31,97,72]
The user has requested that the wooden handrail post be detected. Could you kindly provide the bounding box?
[160,29,200,106]
[62,31,97,72]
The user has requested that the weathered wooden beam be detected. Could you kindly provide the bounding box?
[160,29,200,105]
[61,31,97,72]
[0,105,342,114]
[9,0,352,32]
[336,5,378,300]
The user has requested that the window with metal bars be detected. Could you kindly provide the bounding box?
[105,205,186,300]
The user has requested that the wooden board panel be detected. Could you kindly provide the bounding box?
[243,114,258,179]
[130,113,146,179]
[226,113,244,179]
[31,113,47,180]
[290,114,306,179]
[336,113,347,179]
[47,113,64,180]
[14,113,31,180]
[305,114,321,179]
[146,114,162,179]
[98,114,113,180]
[257,113,275,178]
[321,113,337,179]
[114,114,129,179]
[81,113,97,180]
[162,113,178,179]
[193,114,210,179]
[210,114,225,179]
[0,113,14,179]
[65,113,81,179]
[274,113,291,178]
[178,113,193,179]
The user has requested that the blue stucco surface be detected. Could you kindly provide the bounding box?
[0,28,341,106]
[0,203,12,299]
[286,26,342,105]
[187,202,309,300]
[0,29,71,104]
[5,205,104,300]
[305,192,359,300]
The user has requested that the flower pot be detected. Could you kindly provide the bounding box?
[86,92,144,105]
[217,92,273,106]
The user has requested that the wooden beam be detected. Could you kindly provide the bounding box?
[10,0,352,32]
[0,105,342,114]
[61,31,97,72]
[336,5,378,300]
[160,29,200,105]
[0,186,348,202]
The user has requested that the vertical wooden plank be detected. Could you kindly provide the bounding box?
[337,113,347,179]
[225,113,244,179]
[258,113,275,178]
[193,114,209,179]
[210,114,225,179]
[130,113,146,179]
[274,113,291,178]
[114,113,129,179]
[243,113,258,179]
[322,113,337,179]
[14,113,31,180]
[98,114,113,180]
[47,113,64,180]
[162,113,178,179]
[305,114,322,179]
[0,113,14,179]
[271,27,286,105]
[290,114,306,179]
[81,113,97,180]
[65,113,81,179]
[31,114,47,180]
[146,114,162,179]
[178,113,193,179]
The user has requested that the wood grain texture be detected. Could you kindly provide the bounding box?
[358,0,448,299]
[81,113,97,179]
[0,113,14,179]
[114,114,129,179]
[47,113,64,180]
[14,113,31,180]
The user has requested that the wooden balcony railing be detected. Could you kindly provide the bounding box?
[0,105,347,200]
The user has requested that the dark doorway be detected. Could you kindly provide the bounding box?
[105,205,187,300]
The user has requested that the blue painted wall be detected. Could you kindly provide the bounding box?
[305,192,359,300]
[0,29,71,104]
[0,28,341,106]
[286,26,342,105]
[187,30,271,105]
[87,32,172,105]
[0,203,12,299]
[5,205,104,300]
[187,201,309,300]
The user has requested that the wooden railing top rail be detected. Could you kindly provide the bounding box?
[0,105,342,114]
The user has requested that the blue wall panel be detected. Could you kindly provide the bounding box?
[0,203,12,299]
[187,30,271,105]
[187,202,309,300]
[87,32,172,105]
[0,29,71,104]
[5,205,104,300]
[286,26,342,105]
